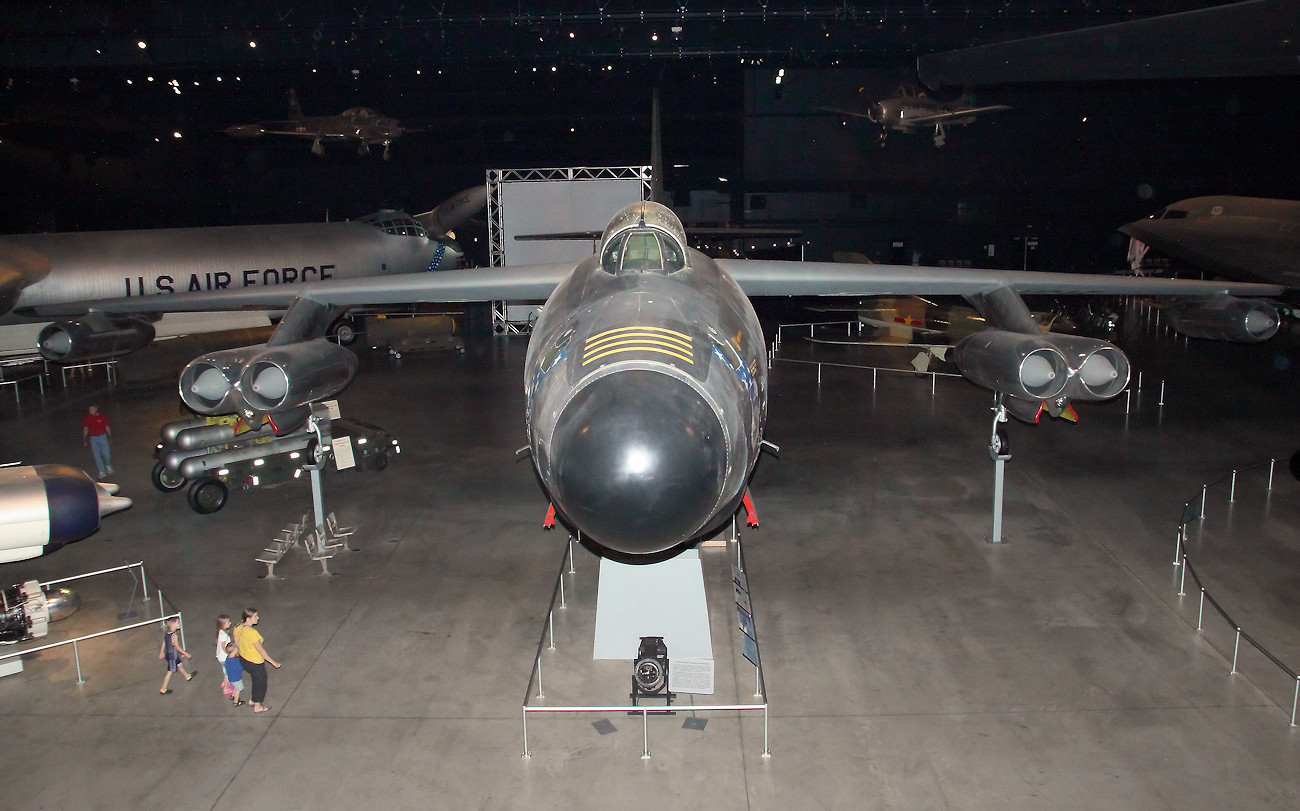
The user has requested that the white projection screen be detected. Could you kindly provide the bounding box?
[499,177,646,266]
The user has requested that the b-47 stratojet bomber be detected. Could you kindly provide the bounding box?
[107,200,1281,559]
[0,186,486,362]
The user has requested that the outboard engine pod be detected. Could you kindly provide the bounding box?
[178,344,265,415]
[1167,296,1280,343]
[1042,334,1131,400]
[238,339,358,413]
[953,331,1070,401]
[38,317,155,363]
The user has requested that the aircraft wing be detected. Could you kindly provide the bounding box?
[69,260,1282,318]
[62,263,580,315]
[718,261,1283,298]
[893,104,1013,125]
[819,106,874,120]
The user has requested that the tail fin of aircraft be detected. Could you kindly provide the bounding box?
[415,185,489,239]
[650,85,664,205]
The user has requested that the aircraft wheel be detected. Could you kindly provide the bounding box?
[989,428,1011,462]
[370,450,389,472]
[330,317,359,346]
[187,477,229,514]
[151,461,187,493]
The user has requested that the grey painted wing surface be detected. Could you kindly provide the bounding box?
[719,260,1284,299]
[72,260,1284,315]
[79,263,578,314]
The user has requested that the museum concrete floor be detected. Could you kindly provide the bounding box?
[1,301,1298,810]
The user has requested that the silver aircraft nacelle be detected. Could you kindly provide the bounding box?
[178,344,267,415]
[38,317,155,363]
[1040,334,1131,401]
[1166,296,1280,343]
[952,331,1071,402]
[238,339,358,414]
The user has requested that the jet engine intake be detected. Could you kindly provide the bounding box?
[178,345,266,415]
[952,331,1070,401]
[1166,297,1280,343]
[1041,334,1131,400]
[238,339,358,413]
[37,317,155,363]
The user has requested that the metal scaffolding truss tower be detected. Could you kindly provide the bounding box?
[487,166,650,335]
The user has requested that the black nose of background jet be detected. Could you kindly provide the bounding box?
[549,370,727,556]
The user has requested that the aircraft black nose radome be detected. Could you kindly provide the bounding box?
[549,370,727,556]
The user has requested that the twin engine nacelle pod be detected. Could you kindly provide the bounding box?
[953,331,1131,403]
[178,339,358,417]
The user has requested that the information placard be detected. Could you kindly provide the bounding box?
[668,656,715,695]
[737,606,755,640]
[331,436,356,470]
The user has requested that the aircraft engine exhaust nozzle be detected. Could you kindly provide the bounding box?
[178,345,265,415]
[237,339,358,413]
[545,370,728,557]
[952,331,1070,401]
[1042,335,1131,401]
[1166,297,1280,343]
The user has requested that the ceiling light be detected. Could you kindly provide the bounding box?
[137,41,147,50]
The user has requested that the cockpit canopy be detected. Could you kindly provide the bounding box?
[598,201,689,276]
[357,209,429,238]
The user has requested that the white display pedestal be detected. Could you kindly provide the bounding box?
[592,549,713,662]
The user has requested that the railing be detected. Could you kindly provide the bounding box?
[0,562,182,685]
[521,533,769,759]
[1172,459,1299,726]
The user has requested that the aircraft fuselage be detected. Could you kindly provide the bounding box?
[4,218,461,318]
[525,204,767,556]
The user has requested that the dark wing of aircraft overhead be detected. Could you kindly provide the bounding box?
[820,106,875,120]
[917,0,1300,86]
[893,104,1013,126]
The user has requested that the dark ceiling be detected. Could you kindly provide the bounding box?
[0,1,1295,270]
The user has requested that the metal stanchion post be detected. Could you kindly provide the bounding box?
[522,708,531,758]
[1231,630,1241,674]
[535,658,544,699]
[73,640,84,684]
[641,709,651,759]
[1230,470,1237,503]
[547,611,555,651]
[1198,589,1205,631]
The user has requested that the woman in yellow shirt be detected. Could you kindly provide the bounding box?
[233,607,281,713]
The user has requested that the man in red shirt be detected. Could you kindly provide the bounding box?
[81,404,113,478]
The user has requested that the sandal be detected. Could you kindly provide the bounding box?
[254,705,271,713]
[233,700,246,707]
[185,673,196,681]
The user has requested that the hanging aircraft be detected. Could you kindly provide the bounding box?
[0,185,486,362]
[101,199,1284,560]
[223,88,417,160]
[825,86,1011,147]
[1120,196,1300,290]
